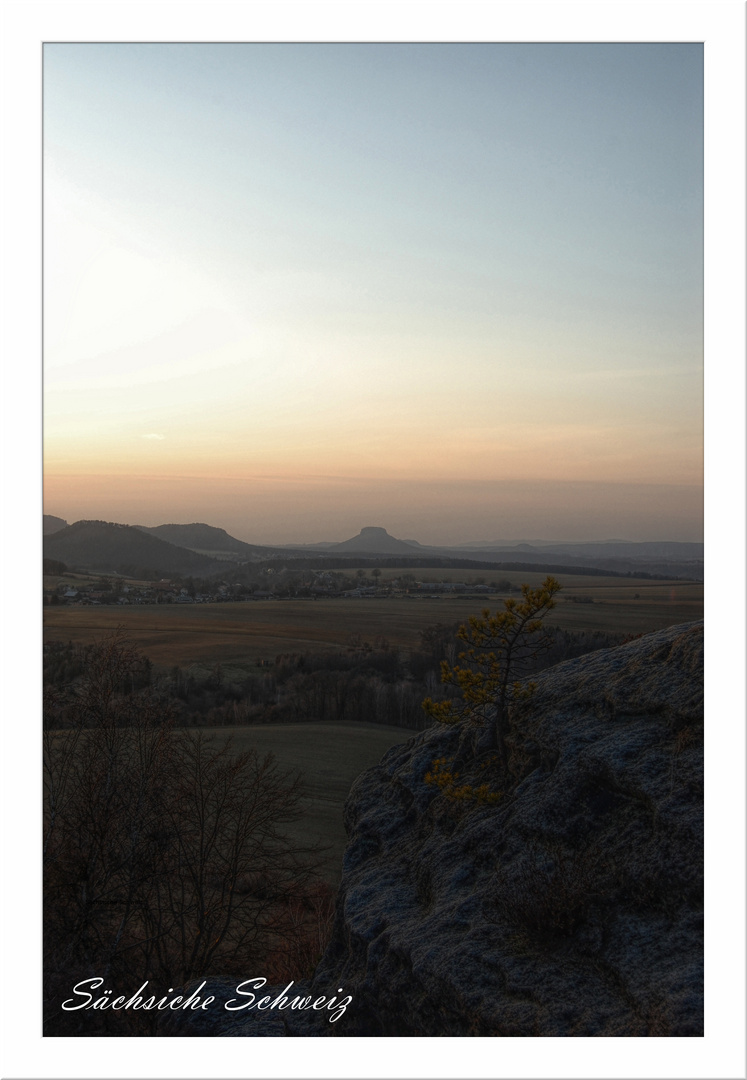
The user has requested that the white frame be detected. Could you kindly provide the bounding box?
[2,4,744,1078]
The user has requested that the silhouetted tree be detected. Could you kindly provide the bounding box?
[423,576,562,766]
[43,631,324,1034]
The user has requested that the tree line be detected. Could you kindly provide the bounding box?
[45,622,627,734]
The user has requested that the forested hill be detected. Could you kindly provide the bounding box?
[43,514,68,535]
[134,522,274,558]
[43,520,223,577]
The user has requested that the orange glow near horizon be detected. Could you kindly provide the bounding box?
[43,44,703,545]
[43,409,703,487]
[43,469,703,546]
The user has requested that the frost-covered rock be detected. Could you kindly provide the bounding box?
[161,621,703,1036]
[312,620,703,1036]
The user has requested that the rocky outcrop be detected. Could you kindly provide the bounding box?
[161,621,703,1036]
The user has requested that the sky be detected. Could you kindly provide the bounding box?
[43,43,703,544]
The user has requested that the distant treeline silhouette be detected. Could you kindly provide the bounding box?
[45,624,627,733]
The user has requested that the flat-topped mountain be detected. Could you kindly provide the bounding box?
[42,515,704,579]
[289,529,702,577]
[332,526,419,555]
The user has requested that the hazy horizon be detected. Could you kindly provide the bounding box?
[43,478,703,549]
[44,44,703,543]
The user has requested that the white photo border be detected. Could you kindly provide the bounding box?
[1,3,744,1078]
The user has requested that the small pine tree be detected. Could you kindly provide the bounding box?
[423,575,561,768]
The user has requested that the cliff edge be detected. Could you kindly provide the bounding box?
[161,620,703,1036]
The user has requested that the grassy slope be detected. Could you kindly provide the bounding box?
[198,722,409,883]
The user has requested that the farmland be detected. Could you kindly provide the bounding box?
[43,571,703,885]
[44,574,703,673]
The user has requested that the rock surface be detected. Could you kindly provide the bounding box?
[161,621,703,1036]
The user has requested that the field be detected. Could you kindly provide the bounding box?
[44,574,703,673]
[43,717,407,885]
[44,572,703,885]
[201,722,409,882]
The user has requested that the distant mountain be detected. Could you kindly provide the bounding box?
[432,541,703,579]
[533,540,703,560]
[135,522,267,559]
[43,514,703,580]
[232,525,701,579]
[331,526,420,555]
[43,515,68,535]
[450,539,703,560]
[43,521,223,577]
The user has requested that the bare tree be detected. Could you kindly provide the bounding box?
[44,631,325,1034]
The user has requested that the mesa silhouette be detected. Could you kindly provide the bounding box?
[331,526,419,555]
[43,517,703,580]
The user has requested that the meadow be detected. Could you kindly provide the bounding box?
[202,722,409,882]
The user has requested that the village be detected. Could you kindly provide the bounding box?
[44,567,503,607]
